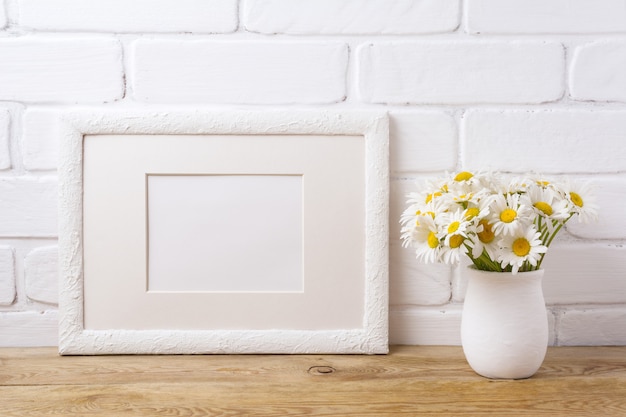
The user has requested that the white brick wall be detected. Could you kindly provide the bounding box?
[566,178,626,240]
[132,40,349,104]
[0,311,58,347]
[390,307,558,346]
[0,177,58,237]
[358,41,564,104]
[462,110,626,173]
[389,111,457,173]
[0,38,123,103]
[570,41,626,102]
[0,3,6,30]
[542,245,626,305]
[243,0,460,35]
[0,109,10,170]
[24,246,58,305]
[466,0,626,34]
[0,247,16,305]
[17,0,238,33]
[22,108,61,171]
[1,1,625,347]
[559,308,626,345]
[0,2,6,29]
[390,241,452,306]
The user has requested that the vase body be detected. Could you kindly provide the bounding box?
[461,267,548,379]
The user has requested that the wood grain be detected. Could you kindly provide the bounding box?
[1,346,625,416]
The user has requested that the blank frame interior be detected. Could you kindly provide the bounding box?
[58,111,389,354]
[147,174,304,293]
[83,133,364,331]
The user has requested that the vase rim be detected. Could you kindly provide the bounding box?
[466,265,545,274]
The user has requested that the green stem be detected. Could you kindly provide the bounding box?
[538,217,550,243]
[536,214,573,269]
[478,249,502,272]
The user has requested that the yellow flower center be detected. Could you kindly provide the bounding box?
[454,171,473,182]
[425,192,442,204]
[455,193,473,202]
[477,220,495,243]
[512,238,531,257]
[570,192,584,208]
[427,232,439,249]
[500,208,517,223]
[449,235,465,249]
[465,207,480,220]
[448,221,460,234]
[534,201,553,216]
[536,180,550,187]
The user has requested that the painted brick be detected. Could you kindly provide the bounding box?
[22,108,60,171]
[244,0,460,35]
[390,179,420,240]
[570,41,626,103]
[451,259,473,303]
[0,246,15,306]
[391,305,556,346]
[558,308,626,346]
[0,311,58,347]
[358,41,564,104]
[0,1,624,350]
[18,0,238,33]
[542,244,626,305]
[0,38,123,103]
[453,244,626,305]
[462,110,626,173]
[0,109,9,170]
[566,177,626,240]
[0,176,57,237]
[467,0,626,34]
[25,246,58,305]
[390,307,462,345]
[389,111,457,173]
[132,41,348,104]
[0,1,6,29]
[390,241,451,306]
[453,241,626,306]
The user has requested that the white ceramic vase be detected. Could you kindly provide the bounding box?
[461,266,549,379]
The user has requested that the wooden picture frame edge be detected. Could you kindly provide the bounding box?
[58,109,389,355]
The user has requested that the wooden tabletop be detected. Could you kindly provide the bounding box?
[1,346,625,416]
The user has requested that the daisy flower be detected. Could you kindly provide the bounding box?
[463,190,491,224]
[436,210,470,264]
[401,214,442,264]
[521,185,571,233]
[400,194,446,236]
[440,239,468,264]
[407,177,450,207]
[498,227,547,274]
[562,180,599,223]
[489,193,533,236]
[452,170,477,185]
[529,175,563,192]
[401,171,597,273]
[466,220,501,265]
[505,176,531,194]
[489,175,529,195]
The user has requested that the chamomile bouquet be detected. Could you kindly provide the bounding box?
[400,171,598,274]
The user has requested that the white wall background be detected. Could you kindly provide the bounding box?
[1,0,625,347]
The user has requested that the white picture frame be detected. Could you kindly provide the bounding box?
[58,110,389,355]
